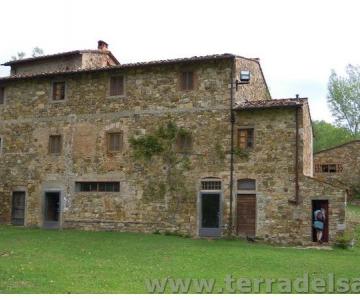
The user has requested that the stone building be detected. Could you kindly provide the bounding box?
[314,140,360,201]
[0,41,346,244]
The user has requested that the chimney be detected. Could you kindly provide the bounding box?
[98,40,108,51]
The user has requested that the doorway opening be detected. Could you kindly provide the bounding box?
[199,193,221,237]
[312,200,329,242]
[11,191,25,226]
[44,192,60,229]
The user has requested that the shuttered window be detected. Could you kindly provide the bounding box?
[0,87,5,104]
[76,182,120,192]
[180,71,194,91]
[109,76,124,96]
[107,132,123,152]
[237,128,254,149]
[176,133,192,152]
[49,135,62,154]
[52,82,66,101]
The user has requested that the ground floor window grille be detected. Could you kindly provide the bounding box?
[75,182,120,192]
[201,180,221,190]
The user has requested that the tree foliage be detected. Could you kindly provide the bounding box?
[313,120,355,153]
[10,47,44,61]
[328,64,360,136]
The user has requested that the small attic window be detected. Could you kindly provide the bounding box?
[240,70,250,82]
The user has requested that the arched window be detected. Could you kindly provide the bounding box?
[237,179,256,191]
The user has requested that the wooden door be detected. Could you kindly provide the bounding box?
[237,194,256,237]
[11,192,25,226]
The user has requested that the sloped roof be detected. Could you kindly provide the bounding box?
[0,53,254,82]
[314,139,360,154]
[2,49,120,66]
[234,98,307,110]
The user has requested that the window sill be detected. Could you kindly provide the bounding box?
[107,95,126,100]
[49,99,67,104]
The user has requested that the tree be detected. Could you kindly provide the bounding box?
[32,47,44,57]
[328,64,360,136]
[11,52,26,61]
[312,120,354,152]
[10,47,44,61]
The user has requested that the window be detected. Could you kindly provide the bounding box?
[75,182,120,192]
[49,135,62,154]
[107,132,123,152]
[317,164,342,173]
[201,180,221,190]
[0,87,5,104]
[180,71,194,91]
[176,133,192,153]
[238,179,256,191]
[109,75,124,96]
[237,128,254,149]
[52,81,66,101]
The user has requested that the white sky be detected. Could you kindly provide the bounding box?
[1,0,360,122]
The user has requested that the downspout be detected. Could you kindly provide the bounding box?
[295,106,300,204]
[228,57,235,234]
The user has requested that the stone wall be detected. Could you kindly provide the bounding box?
[0,55,345,244]
[314,141,360,200]
[233,107,345,244]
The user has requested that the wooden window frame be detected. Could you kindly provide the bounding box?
[48,135,62,155]
[179,70,196,91]
[109,75,125,97]
[0,136,3,155]
[176,133,193,153]
[51,81,66,102]
[237,127,255,150]
[0,86,5,105]
[106,131,124,153]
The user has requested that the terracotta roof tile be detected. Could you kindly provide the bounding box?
[234,98,307,110]
[0,53,236,82]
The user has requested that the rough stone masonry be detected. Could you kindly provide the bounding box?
[0,41,346,245]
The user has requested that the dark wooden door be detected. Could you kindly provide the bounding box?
[237,194,256,237]
[312,200,329,242]
[11,192,25,226]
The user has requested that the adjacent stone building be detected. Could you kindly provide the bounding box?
[314,140,360,201]
[0,41,346,244]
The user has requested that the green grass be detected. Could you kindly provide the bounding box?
[1,207,360,293]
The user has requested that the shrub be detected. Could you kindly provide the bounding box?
[335,230,355,249]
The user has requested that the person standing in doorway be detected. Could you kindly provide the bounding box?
[313,208,326,244]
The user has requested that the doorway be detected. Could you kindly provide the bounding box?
[237,194,256,237]
[11,191,25,226]
[44,192,60,229]
[199,193,221,237]
[312,200,329,242]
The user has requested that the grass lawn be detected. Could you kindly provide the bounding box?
[0,206,360,293]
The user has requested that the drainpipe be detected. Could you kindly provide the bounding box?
[228,58,235,234]
[295,105,300,204]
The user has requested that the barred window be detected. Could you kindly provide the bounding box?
[52,81,66,101]
[318,164,342,173]
[76,182,120,192]
[238,128,254,149]
[109,76,124,96]
[201,180,221,190]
